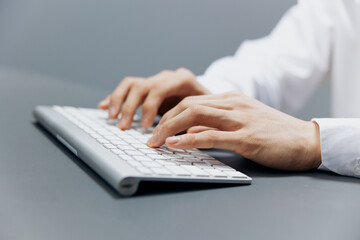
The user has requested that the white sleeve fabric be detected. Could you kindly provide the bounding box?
[197,0,333,114]
[312,118,360,178]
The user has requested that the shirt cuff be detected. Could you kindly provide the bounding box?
[312,118,360,177]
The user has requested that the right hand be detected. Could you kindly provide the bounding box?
[98,68,210,130]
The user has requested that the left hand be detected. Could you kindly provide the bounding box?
[147,91,321,171]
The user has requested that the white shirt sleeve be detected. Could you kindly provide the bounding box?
[312,119,360,177]
[197,1,360,177]
[197,0,333,114]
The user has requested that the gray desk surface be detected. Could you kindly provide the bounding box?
[1,67,359,240]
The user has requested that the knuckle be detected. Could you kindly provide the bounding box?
[227,91,241,97]
[159,123,171,134]
[187,134,196,145]
[176,67,192,76]
[160,69,172,76]
[180,96,195,106]
[188,105,201,115]
[206,131,218,145]
[122,76,134,84]
[178,99,189,109]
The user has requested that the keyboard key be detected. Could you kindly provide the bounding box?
[166,166,191,176]
[155,160,176,166]
[214,165,236,171]
[187,158,203,163]
[117,145,135,150]
[175,160,192,165]
[150,167,172,176]
[147,154,167,160]
[225,171,247,179]
[118,155,134,161]
[96,138,109,144]
[136,167,152,175]
[204,160,225,166]
[103,143,117,149]
[125,150,145,156]
[162,154,179,159]
[130,143,148,149]
[142,161,161,168]
[204,169,227,177]
[140,149,158,154]
[193,162,212,168]
[124,138,140,144]
[110,139,127,145]
[133,156,152,162]
[181,166,209,177]
[111,149,124,155]
[128,161,143,167]
[90,133,102,139]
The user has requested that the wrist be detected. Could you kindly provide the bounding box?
[306,121,322,169]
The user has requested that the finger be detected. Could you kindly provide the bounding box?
[158,96,198,126]
[118,86,147,130]
[148,105,228,147]
[158,94,231,126]
[108,78,134,119]
[141,90,166,128]
[187,126,218,133]
[98,95,110,109]
[165,130,235,150]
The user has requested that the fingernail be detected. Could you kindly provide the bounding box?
[167,136,180,145]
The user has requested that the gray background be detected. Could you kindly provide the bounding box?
[0,0,329,119]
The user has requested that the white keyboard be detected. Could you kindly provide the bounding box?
[47,106,251,195]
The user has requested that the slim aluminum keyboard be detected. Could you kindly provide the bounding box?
[41,105,251,195]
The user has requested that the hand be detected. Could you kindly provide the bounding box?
[147,92,321,171]
[98,68,209,129]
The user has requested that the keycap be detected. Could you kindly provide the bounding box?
[103,143,117,149]
[193,162,212,168]
[117,145,135,150]
[155,160,176,166]
[96,138,109,144]
[150,167,172,175]
[181,166,209,177]
[215,165,235,171]
[142,161,161,168]
[140,149,158,154]
[118,155,134,161]
[125,150,144,156]
[204,160,225,166]
[204,169,227,177]
[133,156,152,162]
[147,154,167,160]
[136,167,152,175]
[166,166,191,176]
[225,171,247,178]
[111,149,124,155]
[128,161,142,167]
